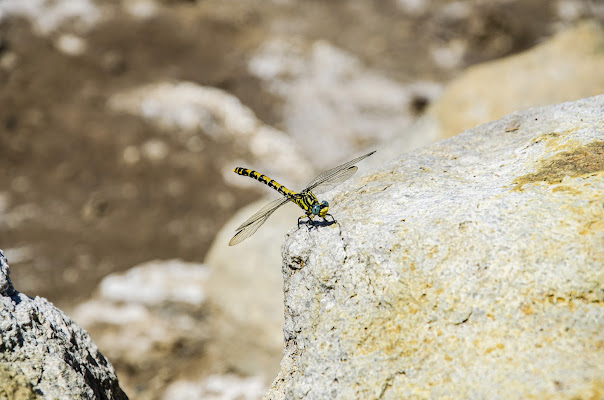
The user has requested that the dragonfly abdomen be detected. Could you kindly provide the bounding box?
[233,167,296,198]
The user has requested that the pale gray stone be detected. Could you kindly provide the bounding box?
[265,95,604,399]
[0,250,128,400]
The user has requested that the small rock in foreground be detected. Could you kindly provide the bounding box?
[0,250,128,400]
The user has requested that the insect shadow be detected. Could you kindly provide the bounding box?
[298,216,337,231]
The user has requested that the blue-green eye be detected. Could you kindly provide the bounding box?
[312,204,321,215]
[321,200,329,207]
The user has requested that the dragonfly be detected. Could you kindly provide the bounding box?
[229,150,375,246]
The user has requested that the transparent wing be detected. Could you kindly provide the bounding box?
[305,151,375,193]
[229,197,290,246]
[310,166,357,195]
[235,197,290,231]
[229,214,271,246]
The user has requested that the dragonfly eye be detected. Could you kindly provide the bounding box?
[311,204,322,215]
[319,201,329,217]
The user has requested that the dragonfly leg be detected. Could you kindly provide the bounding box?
[298,213,313,228]
[323,213,336,223]
[298,213,334,230]
[307,214,317,231]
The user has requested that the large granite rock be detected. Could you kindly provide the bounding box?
[205,24,604,383]
[265,95,604,399]
[0,250,128,400]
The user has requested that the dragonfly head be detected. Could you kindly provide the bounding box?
[312,200,329,217]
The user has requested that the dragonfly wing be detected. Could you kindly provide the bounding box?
[305,150,375,193]
[235,197,290,231]
[229,213,271,246]
[310,166,358,195]
[229,197,290,246]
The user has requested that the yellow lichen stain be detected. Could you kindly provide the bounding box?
[587,380,604,400]
[513,140,604,191]
[579,218,604,236]
[484,343,505,354]
[568,299,577,312]
[539,291,603,309]
[531,131,562,146]
[351,285,440,358]
[558,379,604,400]
[355,315,412,356]
[0,364,44,400]
[426,245,439,258]
[520,302,534,315]
[552,185,583,195]
[407,306,420,314]
[546,294,569,306]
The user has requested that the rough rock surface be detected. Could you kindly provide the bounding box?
[0,250,128,400]
[265,95,604,399]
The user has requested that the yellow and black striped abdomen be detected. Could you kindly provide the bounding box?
[233,167,296,198]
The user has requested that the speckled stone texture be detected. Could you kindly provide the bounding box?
[265,95,604,400]
[0,250,128,400]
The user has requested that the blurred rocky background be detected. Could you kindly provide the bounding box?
[0,0,602,399]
